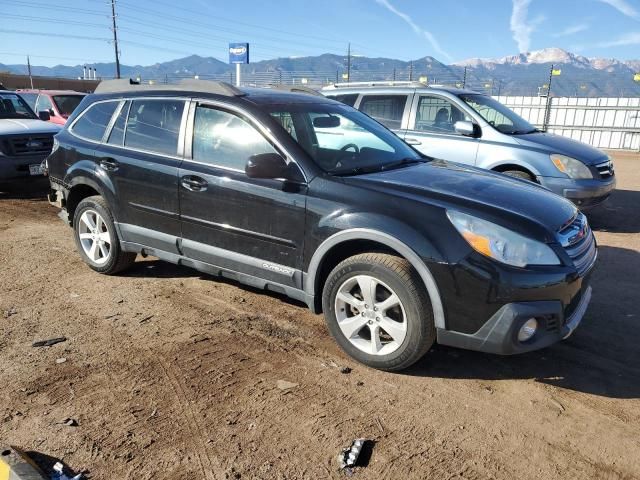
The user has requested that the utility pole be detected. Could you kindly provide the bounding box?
[110,0,121,79]
[409,61,413,81]
[26,55,34,89]
[542,63,554,131]
[462,66,467,88]
[347,43,352,81]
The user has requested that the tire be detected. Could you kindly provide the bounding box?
[322,253,435,371]
[73,195,136,274]
[501,169,535,182]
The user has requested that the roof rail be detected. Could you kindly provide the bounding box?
[266,84,323,96]
[94,78,244,96]
[322,80,427,89]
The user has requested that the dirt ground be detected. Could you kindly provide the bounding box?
[1,152,639,480]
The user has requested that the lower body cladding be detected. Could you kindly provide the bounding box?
[538,175,616,208]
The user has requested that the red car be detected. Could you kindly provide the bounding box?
[16,89,86,125]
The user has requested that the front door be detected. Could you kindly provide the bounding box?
[404,94,479,165]
[96,98,187,253]
[178,101,307,289]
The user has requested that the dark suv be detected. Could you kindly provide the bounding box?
[46,79,596,371]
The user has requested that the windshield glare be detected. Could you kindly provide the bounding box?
[0,93,37,120]
[266,104,423,175]
[459,94,536,135]
[53,95,84,117]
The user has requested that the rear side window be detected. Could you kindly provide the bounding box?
[124,99,185,156]
[359,95,407,129]
[107,101,129,146]
[71,101,119,142]
[328,94,359,107]
[192,104,277,171]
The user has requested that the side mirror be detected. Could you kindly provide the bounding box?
[245,153,289,180]
[38,110,51,121]
[48,108,56,116]
[454,120,478,137]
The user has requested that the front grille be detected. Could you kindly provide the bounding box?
[557,212,597,276]
[595,159,614,179]
[3,135,54,156]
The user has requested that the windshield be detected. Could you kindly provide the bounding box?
[459,94,536,135]
[0,93,37,120]
[53,95,84,117]
[265,103,424,175]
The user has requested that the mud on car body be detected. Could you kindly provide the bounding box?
[46,79,596,371]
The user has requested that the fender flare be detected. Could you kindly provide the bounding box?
[305,228,446,329]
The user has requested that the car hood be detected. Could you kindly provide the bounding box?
[345,160,577,241]
[512,131,607,165]
[0,118,61,135]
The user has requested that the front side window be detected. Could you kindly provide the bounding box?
[124,99,185,156]
[193,105,277,170]
[18,93,38,110]
[459,94,536,135]
[359,95,407,129]
[263,103,424,175]
[53,95,84,117]
[414,96,471,134]
[0,93,37,119]
[71,101,119,141]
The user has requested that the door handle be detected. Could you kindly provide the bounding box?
[405,137,422,145]
[99,157,119,172]
[181,175,208,192]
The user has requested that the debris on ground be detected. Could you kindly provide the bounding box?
[32,337,67,348]
[338,438,371,475]
[55,358,67,364]
[52,461,83,480]
[3,307,17,318]
[62,418,78,427]
[276,380,298,391]
[340,367,352,374]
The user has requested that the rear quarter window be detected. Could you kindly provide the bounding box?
[359,95,408,129]
[71,101,119,142]
[327,94,359,107]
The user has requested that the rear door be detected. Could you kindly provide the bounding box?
[95,97,187,254]
[404,94,479,165]
[178,101,307,289]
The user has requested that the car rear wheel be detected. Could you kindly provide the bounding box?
[322,253,435,371]
[73,195,135,274]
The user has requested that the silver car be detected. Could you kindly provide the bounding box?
[321,82,615,208]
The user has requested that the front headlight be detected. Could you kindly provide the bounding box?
[447,210,560,267]
[550,154,592,179]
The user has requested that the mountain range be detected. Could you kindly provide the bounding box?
[2,48,639,97]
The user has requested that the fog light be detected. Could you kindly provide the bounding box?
[518,318,538,342]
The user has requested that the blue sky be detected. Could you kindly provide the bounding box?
[2,0,640,67]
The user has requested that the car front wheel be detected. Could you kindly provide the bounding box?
[322,253,435,371]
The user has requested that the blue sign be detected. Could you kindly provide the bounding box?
[229,43,249,64]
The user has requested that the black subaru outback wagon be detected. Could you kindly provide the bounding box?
[46,79,596,371]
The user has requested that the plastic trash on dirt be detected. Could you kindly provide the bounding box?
[51,461,82,480]
[338,438,369,474]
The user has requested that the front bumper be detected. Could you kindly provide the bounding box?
[0,154,47,181]
[437,285,592,354]
[538,175,616,208]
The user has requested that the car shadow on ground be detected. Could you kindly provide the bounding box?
[0,179,50,200]
[21,450,87,478]
[404,244,640,400]
[586,189,640,234]
[122,258,309,308]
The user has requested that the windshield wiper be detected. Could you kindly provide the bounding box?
[330,157,427,177]
[379,157,427,171]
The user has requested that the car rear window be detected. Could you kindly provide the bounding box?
[358,95,407,129]
[124,99,185,156]
[327,94,359,107]
[53,95,85,117]
[71,101,119,142]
